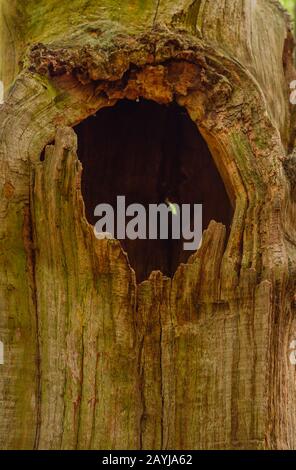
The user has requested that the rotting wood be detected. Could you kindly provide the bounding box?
[0,0,295,450]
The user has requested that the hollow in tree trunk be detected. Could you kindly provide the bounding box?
[0,0,296,450]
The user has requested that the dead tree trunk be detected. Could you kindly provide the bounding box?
[0,0,296,450]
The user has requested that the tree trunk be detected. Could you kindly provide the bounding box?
[0,0,296,450]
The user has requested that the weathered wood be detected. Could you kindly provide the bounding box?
[0,0,296,450]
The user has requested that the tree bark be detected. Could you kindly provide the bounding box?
[0,0,296,450]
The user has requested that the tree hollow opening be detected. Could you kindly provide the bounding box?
[76,99,233,282]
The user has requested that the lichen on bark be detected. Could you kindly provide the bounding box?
[0,0,296,450]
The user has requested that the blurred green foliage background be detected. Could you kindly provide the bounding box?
[280,0,296,17]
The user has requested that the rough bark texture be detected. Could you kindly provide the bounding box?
[0,0,296,450]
